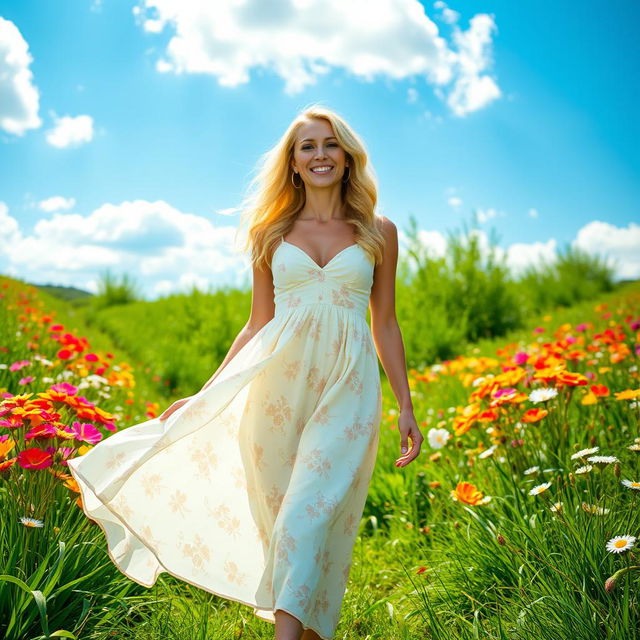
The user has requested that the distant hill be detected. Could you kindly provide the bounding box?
[32,282,94,302]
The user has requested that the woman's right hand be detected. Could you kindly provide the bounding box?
[158,396,193,422]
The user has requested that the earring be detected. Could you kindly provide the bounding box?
[291,171,302,189]
[342,166,350,183]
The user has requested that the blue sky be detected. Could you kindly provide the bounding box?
[0,0,638,299]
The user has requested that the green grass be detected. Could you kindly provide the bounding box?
[1,275,638,639]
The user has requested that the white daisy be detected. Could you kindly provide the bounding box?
[529,481,552,496]
[574,465,593,475]
[571,446,599,460]
[628,444,640,452]
[478,445,497,459]
[528,388,558,403]
[427,427,450,450]
[19,516,44,528]
[550,501,563,512]
[523,466,540,475]
[621,479,640,490]
[587,455,619,466]
[606,535,636,554]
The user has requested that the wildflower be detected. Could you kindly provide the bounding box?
[521,408,548,423]
[523,466,540,475]
[17,447,54,470]
[614,389,640,400]
[528,388,558,403]
[550,501,563,512]
[581,502,610,515]
[70,422,104,444]
[529,481,552,496]
[590,384,609,396]
[556,370,589,386]
[587,455,619,467]
[427,427,450,450]
[621,479,640,490]
[628,444,640,452]
[606,535,636,554]
[19,516,44,528]
[575,465,593,475]
[451,481,491,506]
[571,446,599,460]
[478,444,497,459]
[416,566,428,574]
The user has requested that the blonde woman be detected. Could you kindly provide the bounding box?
[67,104,422,640]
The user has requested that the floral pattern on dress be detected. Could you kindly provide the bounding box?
[66,236,383,640]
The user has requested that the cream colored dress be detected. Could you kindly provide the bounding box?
[67,236,382,639]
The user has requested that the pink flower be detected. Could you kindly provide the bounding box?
[50,382,78,395]
[18,376,35,385]
[494,387,517,398]
[514,352,529,365]
[575,323,588,332]
[9,359,31,372]
[24,424,58,440]
[70,422,103,444]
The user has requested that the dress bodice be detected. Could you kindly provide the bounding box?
[271,239,374,320]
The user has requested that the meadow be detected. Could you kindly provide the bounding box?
[1,229,638,639]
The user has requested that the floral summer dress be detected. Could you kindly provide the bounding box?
[67,235,383,639]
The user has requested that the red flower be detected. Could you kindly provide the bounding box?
[18,447,53,470]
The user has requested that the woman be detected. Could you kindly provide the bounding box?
[67,104,423,640]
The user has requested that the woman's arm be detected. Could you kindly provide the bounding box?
[200,256,276,391]
[369,216,423,466]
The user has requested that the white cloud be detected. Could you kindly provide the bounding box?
[133,0,500,116]
[505,239,557,276]
[475,207,503,223]
[0,202,20,242]
[446,14,501,117]
[433,1,460,25]
[0,17,41,135]
[38,196,76,212]
[45,114,94,148]
[0,200,249,299]
[528,207,538,219]
[573,220,640,280]
[407,87,419,103]
[448,196,462,208]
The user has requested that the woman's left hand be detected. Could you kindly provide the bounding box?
[395,409,423,467]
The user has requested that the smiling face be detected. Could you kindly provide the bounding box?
[290,118,349,189]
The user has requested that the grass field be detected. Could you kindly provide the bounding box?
[1,274,638,640]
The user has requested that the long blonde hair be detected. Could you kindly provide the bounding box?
[236,103,385,271]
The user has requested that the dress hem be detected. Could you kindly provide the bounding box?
[68,461,334,640]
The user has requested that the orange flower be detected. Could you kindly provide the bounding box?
[556,370,589,386]
[590,384,610,396]
[63,477,81,493]
[451,481,491,505]
[0,457,17,471]
[615,389,640,400]
[521,408,548,423]
[0,437,16,459]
